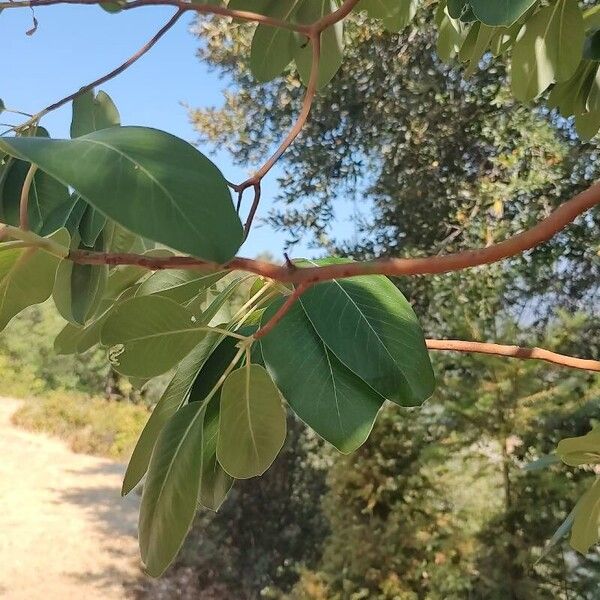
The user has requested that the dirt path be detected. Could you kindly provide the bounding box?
[0,397,142,599]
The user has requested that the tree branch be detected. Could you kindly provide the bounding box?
[253,283,311,340]
[236,32,322,233]
[426,340,600,372]
[67,180,600,284]
[12,9,185,133]
[0,0,310,34]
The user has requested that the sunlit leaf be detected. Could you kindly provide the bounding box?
[0,127,243,262]
[217,364,286,479]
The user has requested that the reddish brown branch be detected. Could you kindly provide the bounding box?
[68,180,600,285]
[311,0,360,34]
[236,32,322,229]
[243,183,262,239]
[0,0,310,34]
[253,284,311,340]
[426,340,600,372]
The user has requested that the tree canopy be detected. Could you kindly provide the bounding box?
[0,0,599,581]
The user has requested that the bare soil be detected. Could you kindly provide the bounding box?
[0,397,142,599]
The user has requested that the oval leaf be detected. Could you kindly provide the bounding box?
[298,259,435,406]
[139,402,206,577]
[470,0,538,26]
[260,298,384,453]
[101,295,205,378]
[217,364,286,479]
[0,127,243,262]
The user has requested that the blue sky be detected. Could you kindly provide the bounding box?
[2,5,354,258]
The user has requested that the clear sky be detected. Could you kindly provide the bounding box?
[2,4,350,258]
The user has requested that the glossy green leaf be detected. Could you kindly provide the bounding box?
[135,269,226,304]
[383,0,418,31]
[583,28,600,60]
[511,0,584,101]
[101,295,205,378]
[249,0,298,82]
[260,299,384,453]
[139,401,206,577]
[53,233,108,325]
[0,229,69,332]
[0,127,243,262]
[70,89,120,138]
[121,287,244,494]
[295,0,344,88]
[470,0,538,26]
[217,364,286,479]
[0,158,71,236]
[557,426,600,466]
[193,391,234,511]
[571,477,600,554]
[122,330,226,496]
[298,259,435,406]
[79,203,107,246]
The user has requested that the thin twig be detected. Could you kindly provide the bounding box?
[66,180,600,286]
[11,9,185,134]
[19,164,37,230]
[243,183,261,238]
[237,32,322,196]
[0,0,310,34]
[253,283,311,339]
[426,340,600,372]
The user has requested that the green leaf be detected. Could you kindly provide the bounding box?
[71,90,119,243]
[79,203,107,247]
[249,0,298,82]
[194,392,234,511]
[217,363,286,479]
[511,0,584,101]
[135,269,227,304]
[437,6,469,61]
[121,283,245,494]
[101,295,206,378]
[70,89,120,138]
[53,233,108,325]
[383,0,418,31]
[0,229,69,332]
[557,426,600,466]
[298,258,435,406]
[470,0,538,26]
[459,22,498,75]
[571,477,600,554]
[122,330,225,496]
[53,258,108,325]
[357,0,397,19]
[575,110,600,140]
[295,0,344,89]
[583,28,600,60]
[0,159,71,236]
[139,402,206,577]
[0,127,243,262]
[260,298,384,453]
[54,284,139,355]
[548,60,597,116]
